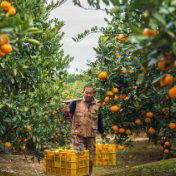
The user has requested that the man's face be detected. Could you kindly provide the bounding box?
[83,87,94,102]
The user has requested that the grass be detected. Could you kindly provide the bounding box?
[0,140,176,176]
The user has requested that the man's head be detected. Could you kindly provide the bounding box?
[83,83,95,102]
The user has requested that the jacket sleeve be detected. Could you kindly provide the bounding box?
[98,106,105,134]
[63,101,76,119]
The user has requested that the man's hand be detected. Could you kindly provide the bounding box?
[101,133,106,139]
[63,104,70,116]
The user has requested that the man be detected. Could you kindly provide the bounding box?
[63,83,106,176]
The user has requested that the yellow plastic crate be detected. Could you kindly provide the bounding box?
[61,168,67,175]
[61,161,66,168]
[82,166,89,175]
[95,144,116,153]
[79,167,84,175]
[55,167,61,175]
[61,153,66,161]
[45,151,55,160]
[79,150,89,160]
[67,169,79,176]
[79,160,89,167]
[66,153,79,162]
[45,167,55,175]
[66,162,79,169]
[109,153,116,160]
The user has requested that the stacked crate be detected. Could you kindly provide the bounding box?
[44,149,89,176]
[93,144,116,166]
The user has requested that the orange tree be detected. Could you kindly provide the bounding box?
[73,0,176,158]
[0,0,73,161]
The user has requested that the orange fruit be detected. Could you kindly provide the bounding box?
[174,60,176,68]
[141,65,149,71]
[165,141,170,147]
[135,119,142,125]
[67,140,70,143]
[169,123,176,130]
[118,34,126,41]
[21,146,25,150]
[98,72,107,79]
[63,135,65,138]
[118,145,125,150]
[5,142,11,148]
[112,125,118,131]
[148,128,155,135]
[169,87,176,98]
[114,68,118,71]
[0,50,5,57]
[116,54,120,58]
[115,130,119,133]
[157,57,172,71]
[143,28,157,37]
[165,95,169,100]
[17,138,21,143]
[146,112,153,118]
[135,86,137,90]
[1,1,11,11]
[104,96,110,103]
[1,44,12,54]
[125,129,131,135]
[51,136,54,138]
[99,102,105,106]
[128,147,132,150]
[0,34,9,46]
[7,6,16,16]
[129,155,133,158]
[119,128,125,133]
[145,118,151,123]
[112,88,118,93]
[164,149,169,154]
[157,140,161,144]
[25,126,31,132]
[120,94,126,99]
[114,95,119,101]
[161,74,174,87]
[42,145,46,149]
[137,104,141,108]
[107,91,113,96]
[129,70,133,74]
[128,56,131,60]
[110,105,119,112]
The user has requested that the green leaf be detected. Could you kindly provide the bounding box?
[152,73,166,84]
[153,13,166,26]
[22,38,42,46]
[13,69,17,77]
[136,73,145,84]
[110,6,123,13]
[0,63,4,68]
[131,27,142,35]
[135,35,148,41]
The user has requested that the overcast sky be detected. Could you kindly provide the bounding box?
[49,0,109,74]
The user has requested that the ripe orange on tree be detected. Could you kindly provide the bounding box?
[157,140,161,144]
[1,1,11,11]
[120,94,126,99]
[1,44,12,54]
[164,149,169,154]
[104,96,110,103]
[157,57,172,71]
[148,128,155,135]
[5,142,11,148]
[169,87,176,98]
[110,105,119,112]
[118,145,125,150]
[128,147,132,150]
[42,145,46,149]
[0,50,5,57]
[129,155,133,159]
[165,141,170,147]
[125,129,131,135]
[145,118,151,123]
[141,65,149,71]
[165,95,169,100]
[161,74,174,87]
[21,146,25,150]
[112,88,118,93]
[146,112,153,118]
[143,28,158,37]
[135,119,142,125]
[98,72,107,79]
[7,6,16,16]
[129,70,133,74]
[169,123,176,130]
[114,95,118,101]
[107,91,113,96]
[112,125,118,131]
[0,34,9,46]
[51,136,54,138]
[63,135,65,138]
[119,128,125,133]
[118,34,126,41]
[17,138,21,143]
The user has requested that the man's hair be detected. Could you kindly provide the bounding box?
[84,83,93,91]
